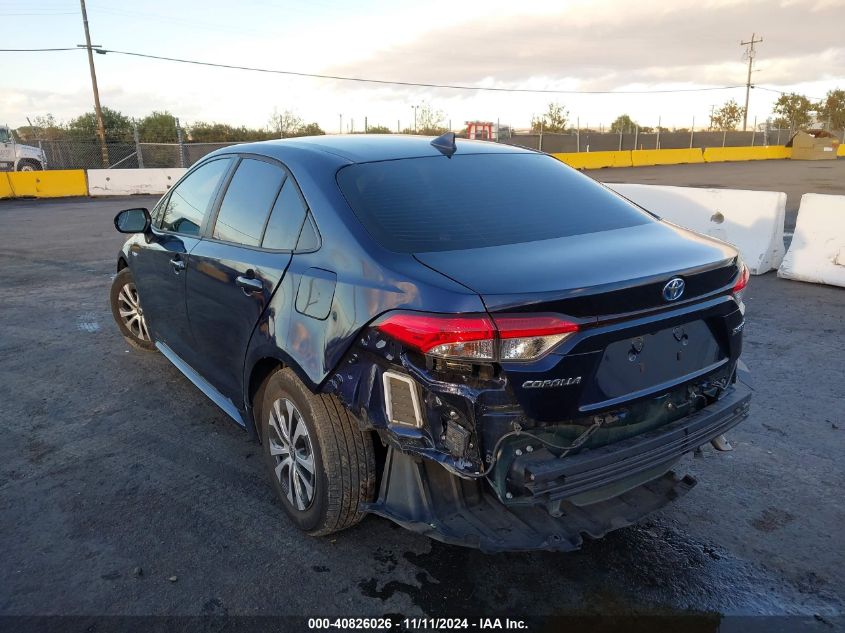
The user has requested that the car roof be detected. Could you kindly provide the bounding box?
[225,134,537,164]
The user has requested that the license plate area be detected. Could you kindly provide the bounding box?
[588,320,722,403]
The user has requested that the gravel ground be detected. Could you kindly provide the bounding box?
[0,163,843,625]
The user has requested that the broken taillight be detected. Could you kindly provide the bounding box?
[732,261,750,299]
[375,312,580,362]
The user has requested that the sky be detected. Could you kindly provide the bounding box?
[2,0,844,133]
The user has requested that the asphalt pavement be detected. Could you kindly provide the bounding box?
[0,163,843,624]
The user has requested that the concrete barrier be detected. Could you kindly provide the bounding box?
[3,170,87,198]
[703,146,790,162]
[608,183,786,275]
[630,148,704,167]
[0,173,12,199]
[778,194,845,287]
[87,168,187,196]
[553,150,632,169]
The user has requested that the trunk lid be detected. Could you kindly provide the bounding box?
[414,221,738,318]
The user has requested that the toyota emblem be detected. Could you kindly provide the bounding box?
[663,277,685,301]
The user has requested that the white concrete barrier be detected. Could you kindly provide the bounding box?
[87,168,187,196]
[778,194,845,288]
[608,183,786,275]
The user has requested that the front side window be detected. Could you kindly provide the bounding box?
[160,158,232,236]
[0,128,10,143]
[213,158,285,247]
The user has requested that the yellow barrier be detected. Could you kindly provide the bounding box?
[553,150,632,169]
[838,144,845,157]
[631,148,704,167]
[703,146,791,162]
[0,173,12,199]
[5,170,87,198]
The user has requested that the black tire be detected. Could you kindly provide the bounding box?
[17,160,42,172]
[257,368,376,536]
[109,268,156,351]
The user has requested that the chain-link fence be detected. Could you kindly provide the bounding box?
[10,125,841,171]
[507,128,802,153]
[18,138,237,170]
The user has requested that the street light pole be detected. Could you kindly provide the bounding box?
[79,0,108,168]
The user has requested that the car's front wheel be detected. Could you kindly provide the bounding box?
[257,368,376,536]
[110,268,156,351]
[17,160,42,172]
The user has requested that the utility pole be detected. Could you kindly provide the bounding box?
[740,32,763,132]
[79,0,108,167]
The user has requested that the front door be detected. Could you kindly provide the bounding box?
[186,156,310,406]
[130,157,234,361]
[0,128,14,169]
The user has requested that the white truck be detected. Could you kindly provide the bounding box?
[0,125,47,171]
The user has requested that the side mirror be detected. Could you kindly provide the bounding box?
[114,208,151,234]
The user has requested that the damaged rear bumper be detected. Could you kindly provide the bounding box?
[363,381,751,552]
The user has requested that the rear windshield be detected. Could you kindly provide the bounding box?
[336,153,651,253]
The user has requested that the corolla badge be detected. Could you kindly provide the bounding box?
[662,277,685,301]
[522,377,582,389]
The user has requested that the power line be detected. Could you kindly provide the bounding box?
[0,46,746,95]
[754,85,826,101]
[0,47,79,51]
[100,48,750,94]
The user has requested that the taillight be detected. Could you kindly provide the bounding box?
[374,312,580,362]
[732,262,749,298]
[493,314,579,361]
[375,313,496,360]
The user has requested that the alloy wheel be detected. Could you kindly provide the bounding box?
[117,282,150,342]
[268,398,316,511]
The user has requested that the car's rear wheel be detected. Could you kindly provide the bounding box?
[258,368,376,536]
[110,268,156,351]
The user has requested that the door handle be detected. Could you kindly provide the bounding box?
[169,257,186,272]
[236,275,263,293]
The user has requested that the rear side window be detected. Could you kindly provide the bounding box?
[262,179,308,250]
[336,153,652,252]
[160,158,232,235]
[213,158,285,247]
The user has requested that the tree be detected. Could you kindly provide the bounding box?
[818,88,845,131]
[292,122,325,137]
[772,93,814,130]
[269,109,304,138]
[610,114,638,133]
[67,106,132,142]
[365,125,392,134]
[16,114,66,141]
[415,103,447,135]
[138,111,179,142]
[531,102,568,133]
[188,122,271,142]
[710,99,744,131]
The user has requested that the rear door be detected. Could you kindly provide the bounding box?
[129,157,233,361]
[186,156,310,405]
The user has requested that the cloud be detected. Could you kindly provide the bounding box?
[327,0,845,90]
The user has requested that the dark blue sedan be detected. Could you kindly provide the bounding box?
[110,134,751,551]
